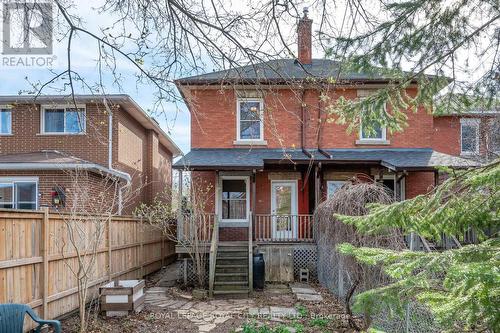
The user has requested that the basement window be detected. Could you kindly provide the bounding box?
[0,178,38,210]
[41,105,86,134]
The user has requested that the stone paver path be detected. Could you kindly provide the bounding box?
[145,287,254,332]
[290,283,323,302]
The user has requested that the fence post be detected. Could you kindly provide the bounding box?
[140,217,144,278]
[107,215,112,281]
[41,207,49,318]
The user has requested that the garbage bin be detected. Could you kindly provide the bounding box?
[253,252,265,290]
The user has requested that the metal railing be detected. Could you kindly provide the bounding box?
[254,214,314,242]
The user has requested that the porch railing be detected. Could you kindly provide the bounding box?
[254,214,314,242]
[178,213,216,242]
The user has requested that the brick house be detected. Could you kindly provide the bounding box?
[172,11,480,293]
[0,94,181,214]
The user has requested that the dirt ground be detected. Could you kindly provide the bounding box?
[60,268,360,333]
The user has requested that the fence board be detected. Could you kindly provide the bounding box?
[0,209,176,327]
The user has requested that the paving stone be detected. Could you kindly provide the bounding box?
[296,293,323,301]
[270,306,298,317]
[249,307,259,316]
[146,287,168,293]
[199,323,217,332]
[259,307,270,315]
[291,287,318,295]
[180,302,194,310]
[289,282,310,288]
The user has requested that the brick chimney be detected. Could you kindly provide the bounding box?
[297,7,312,64]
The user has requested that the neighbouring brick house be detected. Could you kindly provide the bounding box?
[172,10,481,293]
[0,94,181,214]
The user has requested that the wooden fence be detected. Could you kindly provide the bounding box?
[0,208,176,326]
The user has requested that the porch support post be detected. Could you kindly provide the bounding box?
[314,163,321,208]
[249,169,256,294]
[395,171,401,202]
[177,170,183,241]
[434,170,439,187]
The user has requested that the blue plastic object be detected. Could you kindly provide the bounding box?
[0,303,61,333]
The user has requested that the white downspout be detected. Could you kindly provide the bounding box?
[104,98,130,215]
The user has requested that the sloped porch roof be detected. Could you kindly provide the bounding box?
[173,148,479,171]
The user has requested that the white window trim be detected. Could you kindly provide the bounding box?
[40,104,87,135]
[219,175,250,223]
[236,98,264,142]
[374,174,405,201]
[358,102,388,143]
[0,105,12,135]
[0,177,39,210]
[460,118,480,155]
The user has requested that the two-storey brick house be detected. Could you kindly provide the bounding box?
[173,11,476,293]
[0,94,181,214]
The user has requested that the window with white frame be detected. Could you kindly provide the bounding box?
[220,177,249,221]
[41,105,86,134]
[0,107,12,134]
[360,119,386,140]
[460,118,479,154]
[0,179,38,210]
[237,99,263,141]
[327,181,345,199]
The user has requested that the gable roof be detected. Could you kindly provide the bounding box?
[174,148,478,171]
[175,59,417,86]
[0,94,182,156]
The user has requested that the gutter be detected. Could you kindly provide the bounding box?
[0,162,132,182]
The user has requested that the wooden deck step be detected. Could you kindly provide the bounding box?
[215,281,248,286]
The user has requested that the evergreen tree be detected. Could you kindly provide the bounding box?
[337,161,499,332]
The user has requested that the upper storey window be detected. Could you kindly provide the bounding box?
[237,98,264,141]
[460,118,479,155]
[356,90,388,144]
[41,105,86,134]
[0,107,12,134]
[360,119,386,141]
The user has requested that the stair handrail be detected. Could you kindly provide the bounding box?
[208,216,219,298]
[248,211,253,294]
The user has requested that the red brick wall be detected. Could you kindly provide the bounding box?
[0,103,109,165]
[188,87,435,149]
[219,227,248,241]
[0,170,117,212]
[405,171,435,199]
[432,116,461,155]
[0,102,174,213]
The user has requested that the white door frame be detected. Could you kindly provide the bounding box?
[270,180,298,239]
[375,174,405,200]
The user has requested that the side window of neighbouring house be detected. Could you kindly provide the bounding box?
[237,99,263,141]
[0,180,38,209]
[221,178,248,221]
[460,118,479,154]
[42,106,86,134]
[0,107,12,134]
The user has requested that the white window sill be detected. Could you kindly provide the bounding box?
[37,132,86,136]
[460,151,479,156]
[355,139,390,145]
[0,133,13,136]
[233,140,268,146]
[220,221,249,227]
